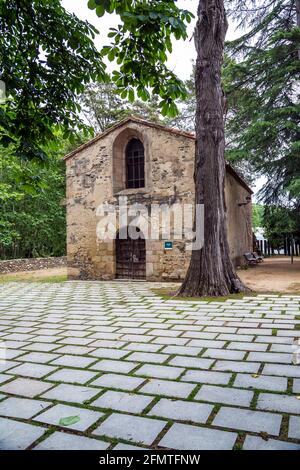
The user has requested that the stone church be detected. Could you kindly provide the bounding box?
[64,116,253,281]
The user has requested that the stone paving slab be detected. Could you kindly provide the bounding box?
[288,416,300,439]
[212,360,260,373]
[213,407,282,435]
[195,384,253,407]
[243,435,300,450]
[148,398,213,424]
[0,281,300,450]
[257,393,300,414]
[34,403,104,431]
[293,379,300,393]
[0,396,49,419]
[91,359,138,374]
[91,373,145,391]
[46,368,98,385]
[0,417,46,449]
[0,373,12,385]
[7,362,58,379]
[34,431,109,450]
[41,383,100,404]
[93,413,167,445]
[159,423,237,450]
[114,443,144,450]
[233,373,288,392]
[135,364,183,379]
[49,355,97,368]
[263,363,300,378]
[140,378,195,399]
[181,370,232,385]
[92,390,154,414]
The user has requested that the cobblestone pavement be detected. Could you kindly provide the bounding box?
[0,281,300,450]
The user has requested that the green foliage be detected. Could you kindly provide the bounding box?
[0,0,106,160]
[80,82,164,132]
[262,204,300,249]
[88,0,194,116]
[225,1,300,205]
[0,134,79,259]
[166,61,256,184]
[252,204,264,229]
[165,63,196,132]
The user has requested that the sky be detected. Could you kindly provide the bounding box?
[61,0,242,81]
[61,1,264,198]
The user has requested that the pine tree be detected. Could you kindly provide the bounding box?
[225,0,300,205]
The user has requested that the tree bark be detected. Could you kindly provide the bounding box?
[178,0,249,297]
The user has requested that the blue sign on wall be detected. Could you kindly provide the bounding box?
[164,241,173,250]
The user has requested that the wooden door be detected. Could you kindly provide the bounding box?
[116,232,146,279]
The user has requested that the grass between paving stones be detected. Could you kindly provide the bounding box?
[249,390,259,410]
[1,286,300,450]
[234,432,246,451]
[2,367,300,448]
[152,288,259,302]
[151,421,173,449]
[287,378,294,394]
[206,404,221,425]
[279,414,290,440]
[27,427,55,450]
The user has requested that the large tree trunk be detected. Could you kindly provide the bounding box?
[178,0,249,297]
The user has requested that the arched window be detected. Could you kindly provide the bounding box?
[125,138,145,189]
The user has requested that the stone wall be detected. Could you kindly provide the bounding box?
[65,119,252,281]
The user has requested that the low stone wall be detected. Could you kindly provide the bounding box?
[0,257,67,274]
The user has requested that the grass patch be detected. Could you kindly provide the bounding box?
[152,288,262,302]
[151,287,300,302]
[0,273,67,283]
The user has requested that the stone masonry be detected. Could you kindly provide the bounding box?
[64,117,253,281]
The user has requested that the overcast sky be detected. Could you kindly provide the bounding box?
[61,0,242,80]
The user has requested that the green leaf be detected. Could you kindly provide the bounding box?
[128,88,135,103]
[96,5,105,17]
[87,0,96,10]
[59,415,81,427]
[107,49,116,62]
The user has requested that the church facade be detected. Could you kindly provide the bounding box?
[64,117,253,281]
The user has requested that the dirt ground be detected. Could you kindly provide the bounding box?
[238,256,300,293]
[0,256,299,293]
[0,267,67,282]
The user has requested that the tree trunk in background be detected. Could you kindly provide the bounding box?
[178,0,249,296]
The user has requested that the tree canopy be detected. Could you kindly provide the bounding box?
[87,0,193,116]
[263,205,300,250]
[80,82,164,133]
[0,0,106,160]
[0,134,77,259]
